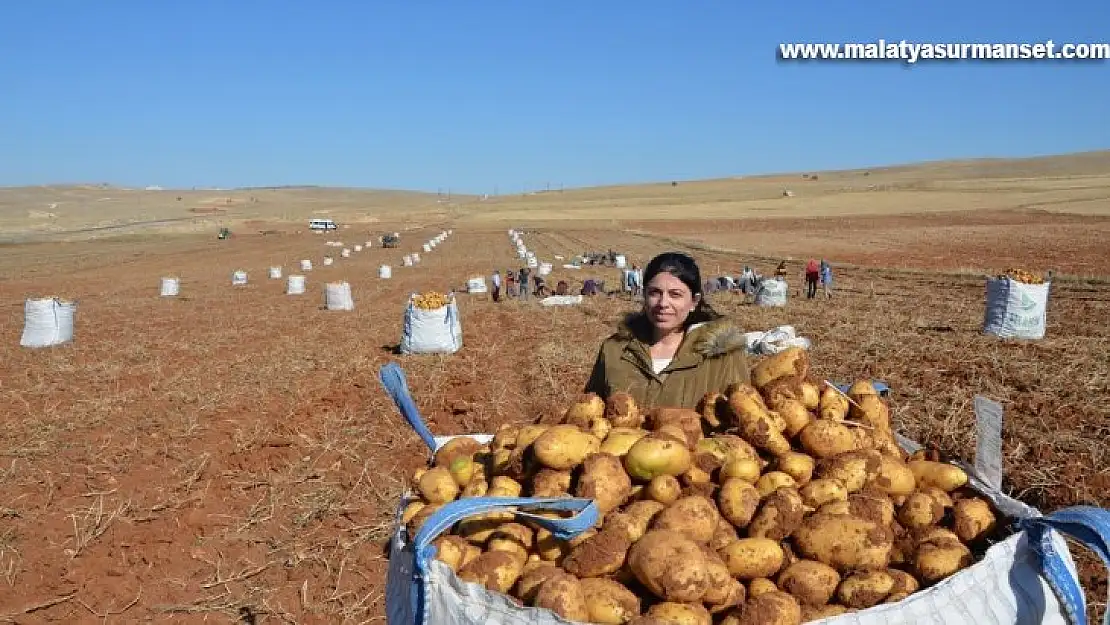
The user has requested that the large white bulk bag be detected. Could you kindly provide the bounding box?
[379,265,393,279]
[538,263,552,277]
[526,257,538,269]
[365,240,373,248]
[412,252,421,263]
[755,277,788,307]
[466,277,487,293]
[269,266,282,279]
[20,298,77,348]
[379,361,1110,625]
[324,281,354,310]
[160,277,179,297]
[983,278,1051,340]
[402,255,414,267]
[300,259,313,271]
[614,254,627,269]
[354,245,363,252]
[323,257,334,266]
[400,294,462,355]
[286,275,306,295]
[341,248,351,258]
[232,270,248,285]
[423,243,432,253]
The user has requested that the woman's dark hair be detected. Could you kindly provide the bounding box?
[642,251,721,327]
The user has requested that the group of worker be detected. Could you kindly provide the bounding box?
[490,267,549,302]
[775,258,834,299]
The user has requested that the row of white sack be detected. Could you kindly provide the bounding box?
[752,277,1052,341]
[378,362,1110,625]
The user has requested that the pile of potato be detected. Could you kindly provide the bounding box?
[998,268,1045,284]
[400,347,1003,625]
[413,291,452,310]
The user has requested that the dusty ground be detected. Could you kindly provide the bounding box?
[1,153,1108,623]
[1,219,1106,624]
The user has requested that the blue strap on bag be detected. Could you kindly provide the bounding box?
[1019,506,1110,625]
[379,362,599,625]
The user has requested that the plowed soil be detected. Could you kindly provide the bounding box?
[1,216,1106,623]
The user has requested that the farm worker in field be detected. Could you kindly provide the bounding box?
[632,264,643,297]
[775,260,788,279]
[805,258,820,299]
[491,270,502,302]
[820,260,833,298]
[583,251,751,410]
[505,270,517,298]
[519,267,531,300]
[534,275,549,297]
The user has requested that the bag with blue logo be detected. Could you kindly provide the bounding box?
[380,363,1109,625]
[984,277,1051,340]
[401,293,463,355]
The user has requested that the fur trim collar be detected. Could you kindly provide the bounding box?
[614,312,746,358]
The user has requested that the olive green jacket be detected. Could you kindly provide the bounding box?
[584,313,751,410]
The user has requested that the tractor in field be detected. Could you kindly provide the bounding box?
[382,233,400,248]
[217,228,231,240]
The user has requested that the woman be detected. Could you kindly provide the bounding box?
[820,260,833,299]
[584,252,751,410]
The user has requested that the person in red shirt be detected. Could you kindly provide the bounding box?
[805,258,820,299]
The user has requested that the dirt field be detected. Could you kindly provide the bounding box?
[2,155,1108,623]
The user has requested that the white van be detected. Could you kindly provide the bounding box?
[309,218,338,231]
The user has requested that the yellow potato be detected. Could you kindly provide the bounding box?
[800,380,820,411]
[698,391,727,427]
[772,398,814,438]
[836,570,895,609]
[897,491,944,530]
[579,578,641,625]
[816,450,882,493]
[532,424,602,470]
[534,572,590,621]
[748,488,806,541]
[710,517,740,552]
[432,535,472,572]
[457,550,523,594]
[600,428,650,457]
[563,526,633,578]
[530,468,572,497]
[650,407,706,447]
[724,591,802,625]
[866,456,916,496]
[727,386,793,456]
[747,577,780,597]
[755,471,798,498]
[651,495,721,544]
[566,392,605,422]
[605,391,643,428]
[646,602,712,625]
[719,538,785,580]
[751,347,809,389]
[516,561,562,604]
[799,478,849,509]
[487,522,535,565]
[884,568,920,603]
[777,559,841,606]
[606,500,666,542]
[793,513,894,573]
[701,547,746,613]
[953,497,997,543]
[488,476,523,497]
[628,530,711,602]
[800,604,849,622]
[576,452,633,514]
[798,420,865,459]
[515,424,551,450]
[774,452,815,486]
[401,500,425,525]
[418,467,460,504]
[720,457,762,483]
[434,437,482,468]
[907,460,969,492]
[818,385,850,421]
[491,424,519,452]
[718,477,761,527]
[913,538,972,583]
[624,434,694,481]
[698,435,761,464]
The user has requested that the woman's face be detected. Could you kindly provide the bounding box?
[644,271,698,334]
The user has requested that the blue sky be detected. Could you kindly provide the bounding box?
[1,0,1107,194]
